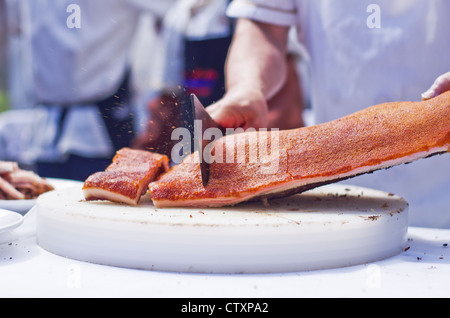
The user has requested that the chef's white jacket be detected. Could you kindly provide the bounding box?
[227,0,450,228]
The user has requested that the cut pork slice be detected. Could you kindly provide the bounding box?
[83,148,169,205]
[149,91,450,208]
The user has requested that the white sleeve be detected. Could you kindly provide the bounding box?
[226,0,297,26]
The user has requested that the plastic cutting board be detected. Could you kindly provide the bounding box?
[35,184,408,273]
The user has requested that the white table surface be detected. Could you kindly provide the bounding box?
[1,206,450,298]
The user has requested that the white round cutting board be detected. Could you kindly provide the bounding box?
[35,184,408,273]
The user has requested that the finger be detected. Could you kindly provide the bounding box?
[208,104,248,129]
[422,71,450,100]
[206,90,269,129]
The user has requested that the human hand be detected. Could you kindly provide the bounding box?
[207,88,269,130]
[205,19,289,130]
[422,71,450,100]
[131,92,182,157]
[207,54,305,131]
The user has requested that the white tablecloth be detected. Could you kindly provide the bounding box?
[1,207,450,299]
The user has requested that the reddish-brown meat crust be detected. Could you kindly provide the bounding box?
[83,148,169,205]
[149,92,450,207]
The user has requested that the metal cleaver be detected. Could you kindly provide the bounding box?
[190,93,225,187]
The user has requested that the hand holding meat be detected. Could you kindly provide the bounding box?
[422,71,450,100]
[0,162,54,200]
[131,92,183,158]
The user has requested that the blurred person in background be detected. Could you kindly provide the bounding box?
[208,0,450,228]
[1,0,35,111]
[0,0,10,111]
[0,0,174,180]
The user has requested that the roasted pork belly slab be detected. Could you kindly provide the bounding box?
[149,92,450,208]
[83,148,169,205]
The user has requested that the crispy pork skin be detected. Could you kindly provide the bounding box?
[149,92,450,208]
[83,148,169,205]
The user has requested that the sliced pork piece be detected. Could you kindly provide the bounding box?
[149,91,450,208]
[83,148,169,205]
